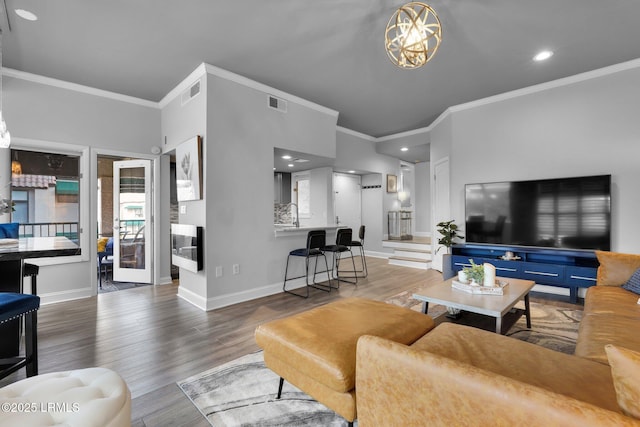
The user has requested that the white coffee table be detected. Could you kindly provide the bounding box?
[412,277,535,334]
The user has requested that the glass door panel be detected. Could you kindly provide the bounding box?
[113,160,152,283]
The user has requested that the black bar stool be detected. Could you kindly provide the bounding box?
[348,225,368,278]
[283,230,333,298]
[322,228,357,286]
[23,263,40,295]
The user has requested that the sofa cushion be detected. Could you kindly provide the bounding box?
[411,323,620,412]
[622,268,640,295]
[576,286,640,365]
[605,344,640,419]
[596,251,640,286]
[582,285,640,318]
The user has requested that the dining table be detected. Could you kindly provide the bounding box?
[0,236,80,358]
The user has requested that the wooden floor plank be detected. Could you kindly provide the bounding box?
[0,257,581,425]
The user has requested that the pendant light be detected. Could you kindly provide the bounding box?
[385,2,442,69]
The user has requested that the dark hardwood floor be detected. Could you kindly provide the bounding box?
[0,257,582,426]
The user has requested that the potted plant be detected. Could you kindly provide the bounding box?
[436,220,464,280]
[462,259,484,285]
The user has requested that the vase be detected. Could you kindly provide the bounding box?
[457,270,468,283]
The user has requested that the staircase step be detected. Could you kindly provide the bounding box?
[383,240,431,251]
[388,256,431,270]
[393,249,431,260]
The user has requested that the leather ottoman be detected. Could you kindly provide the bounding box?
[254,297,434,424]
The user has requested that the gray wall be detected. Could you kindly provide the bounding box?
[432,65,640,253]
[160,75,208,298]
[414,162,431,234]
[335,129,399,252]
[203,72,338,306]
[5,76,161,302]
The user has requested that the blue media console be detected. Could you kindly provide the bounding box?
[451,244,599,303]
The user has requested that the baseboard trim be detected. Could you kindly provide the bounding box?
[204,278,309,311]
[157,275,174,285]
[177,286,208,311]
[365,250,391,259]
[40,288,94,305]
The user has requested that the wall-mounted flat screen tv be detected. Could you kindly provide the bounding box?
[465,175,611,251]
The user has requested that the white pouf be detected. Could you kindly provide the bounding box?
[0,367,131,427]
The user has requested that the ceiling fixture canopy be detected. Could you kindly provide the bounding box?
[385,2,442,69]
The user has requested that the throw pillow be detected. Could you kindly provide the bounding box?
[97,237,109,253]
[605,344,640,419]
[595,251,640,286]
[622,268,640,295]
[0,222,19,238]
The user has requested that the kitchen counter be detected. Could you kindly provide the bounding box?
[274,224,343,237]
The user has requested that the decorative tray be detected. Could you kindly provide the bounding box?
[452,279,509,296]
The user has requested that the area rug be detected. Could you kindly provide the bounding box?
[178,296,582,426]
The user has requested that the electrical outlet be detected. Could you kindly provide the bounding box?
[180,205,186,214]
[233,264,240,275]
[215,266,223,277]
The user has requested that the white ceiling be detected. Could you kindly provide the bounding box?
[3,0,640,143]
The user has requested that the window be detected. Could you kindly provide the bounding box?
[11,150,81,244]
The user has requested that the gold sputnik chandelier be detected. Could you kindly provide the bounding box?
[385,2,442,69]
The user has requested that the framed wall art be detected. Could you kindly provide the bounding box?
[176,135,203,201]
[387,174,397,193]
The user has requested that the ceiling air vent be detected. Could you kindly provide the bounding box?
[268,95,287,113]
[181,79,201,106]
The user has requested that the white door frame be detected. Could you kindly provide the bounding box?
[92,149,162,293]
[432,157,450,271]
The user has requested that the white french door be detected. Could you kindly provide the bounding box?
[113,159,152,283]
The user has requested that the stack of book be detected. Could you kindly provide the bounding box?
[451,279,509,295]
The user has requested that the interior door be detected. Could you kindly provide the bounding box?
[333,173,361,230]
[113,159,152,283]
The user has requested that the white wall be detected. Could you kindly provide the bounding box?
[4,75,161,303]
[414,162,431,234]
[433,64,640,253]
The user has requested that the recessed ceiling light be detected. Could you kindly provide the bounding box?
[533,50,553,61]
[15,9,38,21]
[400,147,409,152]
[287,163,294,168]
[282,155,292,160]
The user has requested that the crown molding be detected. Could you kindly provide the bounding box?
[158,63,208,109]
[336,126,376,142]
[376,125,430,142]
[3,68,159,109]
[340,57,640,143]
[203,63,339,118]
[447,57,640,118]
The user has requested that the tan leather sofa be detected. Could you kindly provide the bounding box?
[575,251,640,364]
[355,250,640,426]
